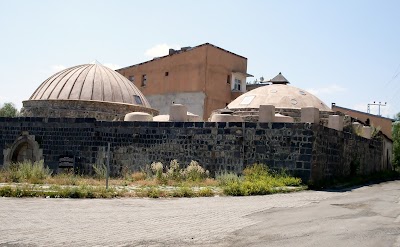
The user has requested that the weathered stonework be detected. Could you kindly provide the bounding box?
[22,100,159,121]
[0,117,388,183]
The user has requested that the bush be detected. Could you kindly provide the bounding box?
[130,171,147,181]
[146,187,161,198]
[181,160,209,182]
[172,186,195,197]
[222,164,302,196]
[216,172,242,186]
[0,186,13,197]
[198,187,214,197]
[165,159,182,181]
[4,160,52,184]
[92,163,107,179]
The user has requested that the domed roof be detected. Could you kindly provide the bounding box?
[29,63,151,107]
[228,84,331,111]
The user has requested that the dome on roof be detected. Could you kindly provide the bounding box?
[29,63,150,107]
[228,83,331,111]
[22,63,158,120]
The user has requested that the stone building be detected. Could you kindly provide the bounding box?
[116,43,252,120]
[22,63,158,120]
[0,57,393,184]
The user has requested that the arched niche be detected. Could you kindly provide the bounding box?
[3,132,43,166]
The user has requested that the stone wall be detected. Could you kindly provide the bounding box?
[22,100,159,121]
[310,126,383,184]
[0,117,386,183]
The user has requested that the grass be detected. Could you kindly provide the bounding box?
[0,161,304,198]
[220,164,303,196]
[0,185,122,198]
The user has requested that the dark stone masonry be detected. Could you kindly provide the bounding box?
[0,117,385,183]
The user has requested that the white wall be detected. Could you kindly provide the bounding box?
[146,92,206,117]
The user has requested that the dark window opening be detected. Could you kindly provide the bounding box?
[227,75,231,84]
[141,74,147,87]
[165,72,169,76]
[128,75,135,82]
[234,78,242,91]
[133,95,143,105]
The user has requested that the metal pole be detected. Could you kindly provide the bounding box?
[106,142,110,189]
[378,102,381,116]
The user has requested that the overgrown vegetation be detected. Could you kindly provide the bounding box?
[393,115,400,171]
[0,160,304,198]
[220,164,303,196]
[1,160,52,184]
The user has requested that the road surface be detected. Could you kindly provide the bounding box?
[0,181,399,246]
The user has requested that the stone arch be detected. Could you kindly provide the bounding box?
[3,132,43,166]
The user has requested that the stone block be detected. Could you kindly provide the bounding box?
[124,112,153,121]
[259,105,275,122]
[300,107,320,124]
[328,115,343,131]
[169,104,187,122]
[352,122,362,134]
[361,126,372,139]
[210,114,243,122]
[274,113,294,123]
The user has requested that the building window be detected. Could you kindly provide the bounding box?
[234,78,241,91]
[165,72,169,76]
[128,75,135,82]
[133,95,143,105]
[227,75,231,84]
[141,74,147,87]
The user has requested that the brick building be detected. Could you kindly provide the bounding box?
[117,43,252,120]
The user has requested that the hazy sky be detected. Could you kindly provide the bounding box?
[1,0,399,117]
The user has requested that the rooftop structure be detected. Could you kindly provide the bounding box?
[228,73,331,111]
[117,43,252,120]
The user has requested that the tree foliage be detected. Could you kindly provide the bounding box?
[392,112,400,170]
[0,102,19,117]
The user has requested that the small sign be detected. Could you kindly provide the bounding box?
[59,156,74,168]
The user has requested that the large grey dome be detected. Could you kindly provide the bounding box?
[23,63,158,120]
[29,63,150,107]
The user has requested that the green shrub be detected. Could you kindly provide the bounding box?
[92,163,107,179]
[0,186,13,197]
[197,187,214,197]
[222,164,302,196]
[146,187,161,198]
[172,186,195,197]
[216,172,242,186]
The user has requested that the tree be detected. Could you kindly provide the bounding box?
[0,102,19,117]
[392,113,400,170]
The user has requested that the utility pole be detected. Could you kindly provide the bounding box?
[367,101,387,116]
[106,142,110,189]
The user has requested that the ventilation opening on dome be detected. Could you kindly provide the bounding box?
[240,95,255,105]
[133,95,143,105]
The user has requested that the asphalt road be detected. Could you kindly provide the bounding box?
[0,181,399,247]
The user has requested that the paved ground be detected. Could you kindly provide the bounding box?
[0,181,399,247]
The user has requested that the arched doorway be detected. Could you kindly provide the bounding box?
[11,141,35,163]
[3,132,43,166]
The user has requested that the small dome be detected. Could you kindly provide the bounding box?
[29,63,150,107]
[228,84,331,111]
